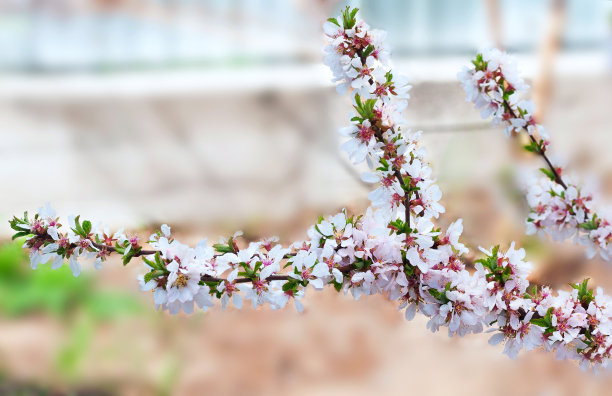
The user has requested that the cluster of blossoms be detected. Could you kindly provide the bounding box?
[323,8,440,223]
[458,49,612,262]
[457,48,548,139]
[9,7,612,370]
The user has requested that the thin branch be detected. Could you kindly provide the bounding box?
[200,264,354,284]
[355,48,412,228]
[503,99,567,189]
[91,242,157,257]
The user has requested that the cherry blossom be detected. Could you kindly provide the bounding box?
[9,6,612,371]
[459,48,612,262]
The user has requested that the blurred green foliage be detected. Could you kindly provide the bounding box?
[0,240,142,320]
[0,240,148,382]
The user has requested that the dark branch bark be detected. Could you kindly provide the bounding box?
[503,99,567,189]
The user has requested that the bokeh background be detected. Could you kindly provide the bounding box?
[0,0,611,395]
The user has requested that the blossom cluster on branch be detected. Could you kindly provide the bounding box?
[9,7,612,371]
[458,48,612,261]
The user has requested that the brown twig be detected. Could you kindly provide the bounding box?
[503,99,567,189]
[91,241,157,257]
[200,264,354,284]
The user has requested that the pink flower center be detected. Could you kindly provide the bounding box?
[453,301,466,314]
[374,84,387,96]
[31,220,45,235]
[253,280,267,294]
[392,193,403,207]
[381,176,394,188]
[357,125,374,143]
[557,319,568,333]
[225,281,236,295]
[405,235,415,247]
[448,258,462,272]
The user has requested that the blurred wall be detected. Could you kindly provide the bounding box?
[1,2,612,395]
[0,0,607,72]
[0,0,610,238]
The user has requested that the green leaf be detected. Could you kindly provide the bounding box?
[341,6,359,29]
[352,93,377,121]
[283,280,298,293]
[9,214,31,236]
[144,269,166,283]
[122,251,134,266]
[82,220,92,236]
[530,317,550,328]
[327,17,340,27]
[524,285,538,299]
[388,219,409,234]
[579,216,599,231]
[75,215,84,235]
[471,53,486,70]
[142,256,157,269]
[502,89,514,101]
[144,272,154,283]
[153,252,165,270]
[11,231,31,241]
[572,278,594,305]
[523,140,540,153]
[539,167,556,181]
[213,244,233,253]
[114,243,125,255]
[428,288,450,304]
[362,44,374,58]
[530,307,553,329]
[501,266,512,282]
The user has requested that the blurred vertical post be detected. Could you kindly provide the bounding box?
[484,0,503,50]
[534,0,566,120]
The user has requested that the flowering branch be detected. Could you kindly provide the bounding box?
[502,99,567,189]
[459,49,611,261]
[9,7,612,371]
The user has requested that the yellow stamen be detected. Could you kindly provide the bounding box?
[172,273,188,288]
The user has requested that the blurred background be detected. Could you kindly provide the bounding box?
[0,0,611,395]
